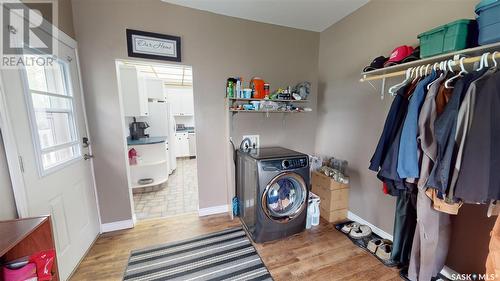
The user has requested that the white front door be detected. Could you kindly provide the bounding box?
[0,39,100,279]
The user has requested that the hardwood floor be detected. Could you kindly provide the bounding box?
[70,213,400,281]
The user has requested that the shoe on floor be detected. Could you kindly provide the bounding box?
[367,238,383,253]
[348,225,372,239]
[375,243,392,261]
[341,222,360,234]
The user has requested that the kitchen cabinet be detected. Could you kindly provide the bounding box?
[175,132,189,157]
[183,93,194,116]
[167,92,182,116]
[188,132,196,157]
[128,138,169,189]
[165,87,194,116]
[119,65,149,117]
[145,78,165,101]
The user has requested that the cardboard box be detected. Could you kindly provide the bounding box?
[312,185,349,211]
[311,171,349,212]
[320,207,347,223]
[312,171,349,191]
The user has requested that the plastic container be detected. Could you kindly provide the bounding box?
[232,196,239,217]
[418,19,477,58]
[306,204,313,229]
[250,77,265,99]
[307,192,321,228]
[2,262,37,281]
[312,202,320,226]
[476,0,500,45]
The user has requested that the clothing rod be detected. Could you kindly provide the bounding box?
[360,52,500,82]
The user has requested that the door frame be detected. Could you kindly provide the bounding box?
[0,19,102,226]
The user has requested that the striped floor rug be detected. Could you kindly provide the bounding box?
[123,227,273,281]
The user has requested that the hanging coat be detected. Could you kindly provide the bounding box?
[397,72,437,179]
[455,70,500,203]
[369,84,410,172]
[426,69,488,194]
[448,69,494,201]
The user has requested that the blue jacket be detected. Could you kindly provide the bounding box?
[369,85,409,172]
[397,72,437,179]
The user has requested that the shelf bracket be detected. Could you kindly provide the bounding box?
[380,77,386,100]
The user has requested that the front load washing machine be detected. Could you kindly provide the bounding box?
[236,147,309,243]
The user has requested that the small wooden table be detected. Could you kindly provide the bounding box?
[0,216,59,281]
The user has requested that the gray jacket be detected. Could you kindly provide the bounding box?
[448,69,494,201]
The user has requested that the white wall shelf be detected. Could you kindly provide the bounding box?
[127,140,169,189]
[360,41,500,82]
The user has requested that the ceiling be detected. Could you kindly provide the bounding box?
[123,61,193,86]
[161,0,369,32]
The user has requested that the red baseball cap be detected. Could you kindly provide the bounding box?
[384,45,415,67]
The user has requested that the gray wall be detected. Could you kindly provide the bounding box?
[57,0,75,38]
[71,0,319,223]
[316,0,477,234]
[316,0,495,273]
[0,132,17,220]
[24,0,75,38]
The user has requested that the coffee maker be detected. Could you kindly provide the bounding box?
[129,117,150,140]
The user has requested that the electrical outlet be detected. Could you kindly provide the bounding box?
[242,135,259,149]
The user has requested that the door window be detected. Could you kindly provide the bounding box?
[263,173,307,221]
[23,56,81,174]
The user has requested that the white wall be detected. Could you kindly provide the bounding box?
[0,132,17,220]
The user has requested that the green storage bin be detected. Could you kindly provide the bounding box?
[418,19,475,58]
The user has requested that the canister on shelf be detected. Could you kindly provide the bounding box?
[264,83,270,98]
[250,77,265,99]
[227,78,236,98]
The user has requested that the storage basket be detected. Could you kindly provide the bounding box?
[476,0,500,45]
[418,19,477,58]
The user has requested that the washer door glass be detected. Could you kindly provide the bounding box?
[263,172,307,222]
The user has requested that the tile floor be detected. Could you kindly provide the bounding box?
[132,158,199,220]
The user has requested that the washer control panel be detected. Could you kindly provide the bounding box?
[282,157,308,170]
[261,157,308,171]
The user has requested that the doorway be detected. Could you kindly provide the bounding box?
[116,60,199,220]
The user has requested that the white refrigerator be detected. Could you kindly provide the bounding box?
[147,101,177,174]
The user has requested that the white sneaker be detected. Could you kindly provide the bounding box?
[341,222,360,234]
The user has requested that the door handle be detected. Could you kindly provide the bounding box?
[84,154,94,160]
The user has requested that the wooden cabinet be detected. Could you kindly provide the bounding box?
[0,216,59,280]
[145,78,165,101]
[175,132,189,157]
[119,65,149,117]
[311,171,349,223]
[165,87,194,116]
[188,132,196,157]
